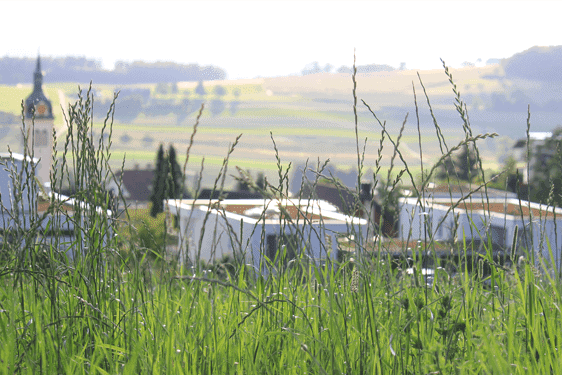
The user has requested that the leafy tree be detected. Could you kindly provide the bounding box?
[213,85,226,96]
[0,56,227,84]
[142,134,154,146]
[0,111,19,125]
[302,61,322,75]
[336,63,395,74]
[155,82,169,95]
[337,65,352,74]
[530,128,562,206]
[114,95,143,123]
[195,81,206,96]
[210,99,225,116]
[229,101,240,115]
[120,134,131,144]
[489,156,522,194]
[437,143,479,182]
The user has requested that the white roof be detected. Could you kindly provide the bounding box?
[0,152,39,164]
[166,198,367,225]
[528,132,552,141]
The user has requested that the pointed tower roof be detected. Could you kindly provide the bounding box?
[25,54,54,119]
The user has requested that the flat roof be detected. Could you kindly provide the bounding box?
[167,198,367,225]
[419,183,517,199]
[0,152,39,164]
[400,197,562,219]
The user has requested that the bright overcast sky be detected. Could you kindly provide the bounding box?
[2,0,561,79]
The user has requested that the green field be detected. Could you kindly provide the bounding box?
[78,149,289,172]
[0,66,511,189]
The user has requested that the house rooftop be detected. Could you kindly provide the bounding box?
[513,132,554,148]
[167,198,367,225]
[420,183,517,199]
[0,152,39,164]
[115,168,155,202]
[401,197,562,219]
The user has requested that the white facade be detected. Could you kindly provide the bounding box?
[512,132,555,184]
[399,197,562,270]
[23,118,54,186]
[166,199,369,271]
[1,153,112,257]
[0,153,39,213]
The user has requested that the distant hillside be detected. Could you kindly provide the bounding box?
[262,51,562,135]
[0,56,226,84]
[502,46,562,82]
[4,45,562,139]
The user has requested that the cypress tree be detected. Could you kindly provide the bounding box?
[150,144,166,217]
[150,144,184,217]
[167,145,183,199]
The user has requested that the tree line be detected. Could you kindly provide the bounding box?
[301,61,401,75]
[436,130,562,208]
[90,83,239,123]
[0,56,226,84]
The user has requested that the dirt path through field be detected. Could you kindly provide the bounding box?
[55,89,68,136]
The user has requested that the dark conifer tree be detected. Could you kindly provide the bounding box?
[256,172,265,191]
[150,144,166,217]
[195,81,206,96]
[167,145,183,199]
[150,144,184,217]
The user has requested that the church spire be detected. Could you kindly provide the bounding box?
[25,53,53,119]
[33,54,44,94]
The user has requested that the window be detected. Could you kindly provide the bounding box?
[34,129,49,147]
[266,233,299,264]
[488,225,506,247]
[440,220,454,241]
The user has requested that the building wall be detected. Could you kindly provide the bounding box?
[175,205,256,264]
[398,198,562,270]
[0,155,36,214]
[169,200,367,270]
[23,119,53,186]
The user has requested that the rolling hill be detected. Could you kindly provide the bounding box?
[2,49,561,189]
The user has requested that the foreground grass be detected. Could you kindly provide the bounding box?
[1,256,561,374]
[2,59,561,374]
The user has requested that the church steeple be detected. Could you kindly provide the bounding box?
[25,54,53,119]
[23,53,55,186]
[33,55,43,92]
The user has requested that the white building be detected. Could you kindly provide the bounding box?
[398,197,562,270]
[1,153,112,257]
[512,131,555,184]
[166,198,368,271]
[0,152,38,214]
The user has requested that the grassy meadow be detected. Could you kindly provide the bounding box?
[1,60,561,374]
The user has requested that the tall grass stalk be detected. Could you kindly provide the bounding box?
[0,64,561,374]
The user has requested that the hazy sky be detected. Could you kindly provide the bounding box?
[2,0,561,79]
